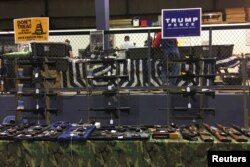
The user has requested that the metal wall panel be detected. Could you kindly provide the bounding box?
[48,0,94,17]
[0,0,44,19]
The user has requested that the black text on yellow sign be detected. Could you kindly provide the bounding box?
[14,17,49,43]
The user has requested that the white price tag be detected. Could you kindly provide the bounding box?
[94,122,101,128]
[108,85,112,90]
[185,64,189,71]
[111,130,116,133]
[118,136,124,139]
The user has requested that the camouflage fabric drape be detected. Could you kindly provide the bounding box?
[1,139,250,167]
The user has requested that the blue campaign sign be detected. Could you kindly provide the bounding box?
[162,8,201,38]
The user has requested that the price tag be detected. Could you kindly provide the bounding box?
[108,71,111,76]
[94,122,101,128]
[118,136,124,139]
[185,64,189,71]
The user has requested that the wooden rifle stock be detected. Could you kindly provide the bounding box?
[196,124,214,142]
[203,123,231,142]
[216,124,248,142]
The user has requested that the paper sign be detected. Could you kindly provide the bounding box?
[13,17,49,43]
[162,8,201,38]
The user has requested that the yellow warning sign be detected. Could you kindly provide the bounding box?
[14,17,49,43]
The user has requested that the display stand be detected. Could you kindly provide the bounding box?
[13,42,66,125]
[161,54,216,124]
[241,54,250,128]
[81,50,130,126]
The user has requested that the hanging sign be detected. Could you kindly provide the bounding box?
[13,17,49,43]
[162,8,201,38]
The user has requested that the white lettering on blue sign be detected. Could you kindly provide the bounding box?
[165,17,198,27]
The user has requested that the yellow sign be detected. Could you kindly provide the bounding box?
[14,17,49,43]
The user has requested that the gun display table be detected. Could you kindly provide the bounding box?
[0,138,250,166]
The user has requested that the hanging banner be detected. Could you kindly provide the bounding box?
[13,17,49,43]
[162,8,201,38]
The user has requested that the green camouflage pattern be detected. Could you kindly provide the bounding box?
[1,139,250,167]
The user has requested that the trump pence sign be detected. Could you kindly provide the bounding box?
[162,8,201,38]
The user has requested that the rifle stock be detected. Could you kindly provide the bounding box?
[196,124,214,142]
[216,123,247,142]
[203,123,231,142]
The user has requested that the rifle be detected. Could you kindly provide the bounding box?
[216,123,247,142]
[203,123,231,142]
[90,107,130,118]
[180,125,198,141]
[195,124,214,142]
[152,126,179,139]
[169,71,215,85]
[176,88,215,102]
[232,124,250,138]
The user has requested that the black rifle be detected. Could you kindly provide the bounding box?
[180,125,198,141]
[169,71,215,85]
[232,124,250,138]
[90,107,130,118]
